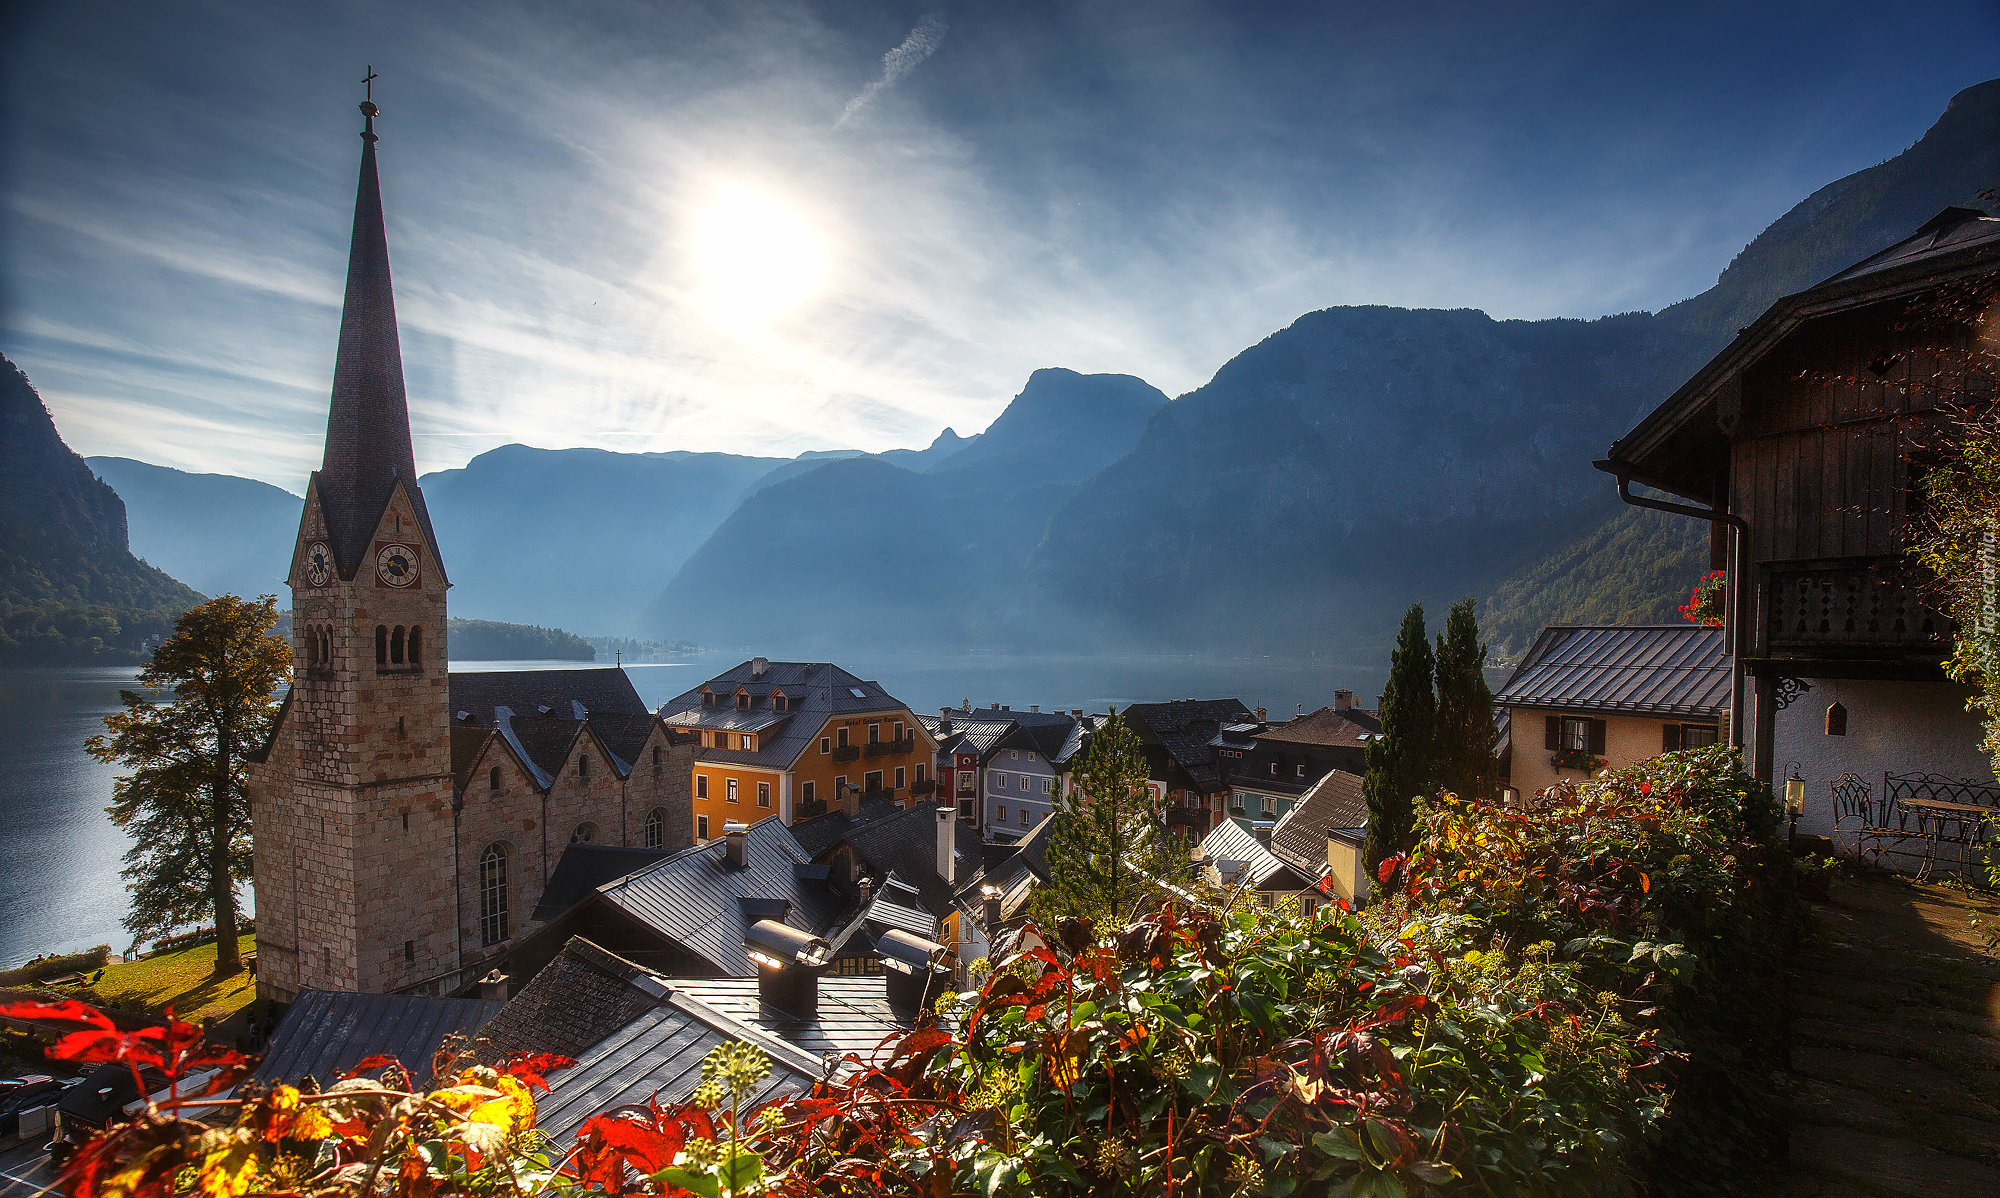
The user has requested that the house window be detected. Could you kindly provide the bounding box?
[774,694,787,712]
[696,774,709,799]
[489,766,501,793]
[1019,775,1029,791]
[865,770,883,794]
[1546,716,1606,754]
[1009,749,1018,760]
[1261,796,1276,816]
[895,767,906,789]
[801,780,816,804]
[893,721,904,740]
[737,693,749,709]
[1019,808,1028,827]
[1043,778,1053,794]
[820,737,831,754]
[835,775,847,795]
[1269,762,1278,776]
[757,781,771,808]
[726,778,739,803]
[916,764,927,784]
[643,808,665,848]
[959,799,975,820]
[697,814,709,841]
[868,722,881,744]
[1296,764,1306,778]
[701,690,714,706]
[1230,791,1246,811]
[1665,723,1721,751]
[992,772,1008,789]
[478,845,509,947]
[740,734,754,751]
[997,803,1008,823]
[570,822,596,844]
[838,728,850,748]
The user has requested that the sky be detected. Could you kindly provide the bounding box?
[3,1,1998,489]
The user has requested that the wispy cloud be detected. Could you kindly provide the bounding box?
[836,11,948,128]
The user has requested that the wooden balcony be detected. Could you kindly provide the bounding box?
[1757,558,1951,676]
[864,736,918,758]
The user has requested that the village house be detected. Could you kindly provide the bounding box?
[1494,625,1731,799]
[1598,206,2000,843]
[1216,692,1379,826]
[657,659,938,840]
[1194,768,1370,913]
[1121,699,1255,837]
[923,705,1092,840]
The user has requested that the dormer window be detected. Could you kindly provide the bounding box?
[773,693,788,712]
[701,689,715,706]
[737,693,750,709]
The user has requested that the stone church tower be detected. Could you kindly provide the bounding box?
[248,96,458,1002]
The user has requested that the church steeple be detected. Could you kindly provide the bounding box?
[316,79,441,578]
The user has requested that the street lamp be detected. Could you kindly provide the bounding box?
[1784,761,1806,845]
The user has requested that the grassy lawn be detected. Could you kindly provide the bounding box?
[93,934,258,1024]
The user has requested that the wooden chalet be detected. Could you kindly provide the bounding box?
[1599,208,2000,822]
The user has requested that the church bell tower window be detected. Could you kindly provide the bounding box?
[408,625,422,668]
[391,626,405,665]
[376,626,388,667]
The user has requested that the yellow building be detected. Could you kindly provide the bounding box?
[659,659,938,841]
[1495,625,1730,801]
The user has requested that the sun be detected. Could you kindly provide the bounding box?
[687,183,830,329]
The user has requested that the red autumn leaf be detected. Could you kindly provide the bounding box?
[569,1108,687,1190]
[497,1050,577,1092]
[340,1053,403,1079]
[1640,871,1652,893]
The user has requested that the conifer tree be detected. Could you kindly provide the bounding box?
[1363,603,1435,872]
[87,594,289,973]
[1432,597,1498,800]
[1032,711,1188,929]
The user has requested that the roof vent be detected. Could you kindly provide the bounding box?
[537,705,551,715]
[877,929,953,1013]
[744,919,831,1017]
[455,710,471,721]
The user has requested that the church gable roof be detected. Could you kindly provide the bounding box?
[450,668,649,725]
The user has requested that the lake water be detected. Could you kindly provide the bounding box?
[0,649,1391,968]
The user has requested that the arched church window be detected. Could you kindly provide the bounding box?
[407,625,422,667]
[391,626,405,665]
[376,626,388,666]
[643,808,665,849]
[319,628,331,667]
[570,822,597,844]
[478,845,510,947]
[652,746,661,774]
[578,754,590,782]
[489,766,501,792]
[306,629,318,667]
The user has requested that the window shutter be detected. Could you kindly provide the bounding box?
[1544,716,1561,751]
[1662,724,1681,753]
[1588,719,1607,754]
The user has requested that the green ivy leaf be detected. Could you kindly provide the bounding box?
[654,1166,721,1198]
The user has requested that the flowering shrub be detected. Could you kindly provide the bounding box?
[14,751,1793,1198]
[1678,571,1726,627]
[1550,746,1607,773]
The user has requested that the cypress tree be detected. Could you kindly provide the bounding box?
[1433,597,1498,800]
[1363,603,1435,872]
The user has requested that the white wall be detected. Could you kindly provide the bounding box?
[1775,678,1993,839]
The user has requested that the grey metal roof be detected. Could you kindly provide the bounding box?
[533,844,676,922]
[251,991,502,1089]
[862,892,939,939]
[839,803,983,918]
[1197,820,1294,889]
[658,661,929,772]
[1495,625,1731,718]
[669,975,912,1065]
[790,796,902,857]
[531,991,822,1144]
[448,669,657,789]
[594,819,849,976]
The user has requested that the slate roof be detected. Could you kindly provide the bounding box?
[450,725,494,790]
[1270,770,1368,874]
[448,668,658,789]
[1260,706,1381,749]
[594,818,849,976]
[838,803,984,918]
[1122,699,1254,791]
[251,991,502,1089]
[670,976,913,1065]
[533,844,676,922]
[790,796,902,857]
[660,661,926,772]
[478,937,674,1063]
[531,990,822,1144]
[1495,625,1731,718]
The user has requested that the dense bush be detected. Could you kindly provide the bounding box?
[11,749,1795,1198]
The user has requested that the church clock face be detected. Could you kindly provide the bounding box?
[376,543,419,588]
[303,542,333,587]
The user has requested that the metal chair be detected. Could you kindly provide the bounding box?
[1829,772,1894,866]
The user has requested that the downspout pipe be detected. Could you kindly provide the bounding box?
[1593,461,1751,750]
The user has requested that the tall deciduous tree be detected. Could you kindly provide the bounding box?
[1432,597,1498,800]
[87,594,289,973]
[1363,603,1435,872]
[1032,711,1187,929]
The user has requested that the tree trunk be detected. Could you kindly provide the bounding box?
[210,727,243,977]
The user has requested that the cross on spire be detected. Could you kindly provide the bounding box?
[359,66,381,139]
[362,66,378,102]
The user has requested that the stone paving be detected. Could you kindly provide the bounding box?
[1778,870,2000,1196]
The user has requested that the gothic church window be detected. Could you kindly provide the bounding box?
[570,822,597,844]
[643,808,665,849]
[479,845,510,947]
[579,755,590,782]
[489,766,501,792]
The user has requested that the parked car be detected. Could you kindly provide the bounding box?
[0,1075,64,1136]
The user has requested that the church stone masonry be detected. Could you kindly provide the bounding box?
[248,96,693,1003]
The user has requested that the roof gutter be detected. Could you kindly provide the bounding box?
[1594,460,1749,752]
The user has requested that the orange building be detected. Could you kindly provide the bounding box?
[659,659,939,841]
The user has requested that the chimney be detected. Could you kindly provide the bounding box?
[1071,709,1083,718]
[745,920,830,1018]
[980,883,1003,940]
[877,929,952,1014]
[1334,689,1353,712]
[858,876,873,907]
[936,806,957,885]
[1255,706,1267,723]
[750,657,769,679]
[840,781,859,820]
[476,969,510,1002]
[723,822,749,868]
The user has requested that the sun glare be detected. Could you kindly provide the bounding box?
[688,183,830,329]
